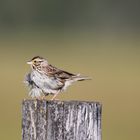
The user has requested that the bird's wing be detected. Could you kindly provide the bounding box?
[24,72,39,88]
[44,64,76,79]
[25,73,34,86]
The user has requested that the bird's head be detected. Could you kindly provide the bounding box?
[27,56,48,69]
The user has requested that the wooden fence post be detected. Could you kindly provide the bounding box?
[22,100,102,140]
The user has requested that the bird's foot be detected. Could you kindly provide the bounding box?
[51,92,59,101]
[32,95,46,100]
[39,95,46,100]
[51,98,59,101]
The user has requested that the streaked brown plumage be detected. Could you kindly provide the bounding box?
[25,56,91,100]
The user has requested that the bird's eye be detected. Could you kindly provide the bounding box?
[34,60,36,63]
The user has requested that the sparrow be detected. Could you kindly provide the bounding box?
[25,56,91,100]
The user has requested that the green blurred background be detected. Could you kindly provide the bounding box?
[0,0,140,140]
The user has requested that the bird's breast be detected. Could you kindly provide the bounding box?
[30,70,64,92]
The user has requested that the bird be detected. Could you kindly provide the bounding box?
[25,56,91,100]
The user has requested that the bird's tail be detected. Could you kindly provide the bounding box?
[72,74,92,81]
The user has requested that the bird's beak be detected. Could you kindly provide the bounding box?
[27,61,33,65]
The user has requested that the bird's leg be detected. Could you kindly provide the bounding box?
[33,95,45,100]
[40,95,46,100]
[51,92,59,101]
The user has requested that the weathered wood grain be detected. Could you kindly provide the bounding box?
[22,100,102,140]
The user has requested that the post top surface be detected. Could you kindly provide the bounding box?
[23,99,101,105]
